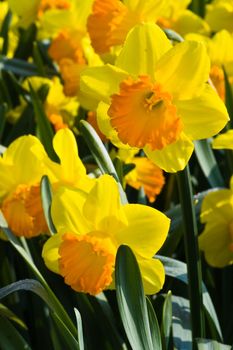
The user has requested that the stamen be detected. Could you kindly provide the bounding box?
[109,75,183,150]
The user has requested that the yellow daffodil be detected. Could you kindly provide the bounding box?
[117,149,165,203]
[158,0,210,37]
[205,0,233,32]
[8,76,79,131]
[87,0,169,55]
[0,135,52,237]
[80,23,229,172]
[8,0,93,38]
[213,129,233,150]
[42,174,170,295]
[186,30,233,100]
[199,182,233,267]
[0,129,93,237]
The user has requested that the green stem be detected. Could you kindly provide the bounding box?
[176,166,205,344]
[190,0,205,18]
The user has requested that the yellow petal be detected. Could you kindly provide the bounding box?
[8,0,40,26]
[124,0,168,20]
[174,9,210,36]
[200,189,233,224]
[206,0,233,32]
[0,135,48,196]
[199,221,233,267]
[82,175,128,232]
[52,128,87,183]
[116,23,171,79]
[51,186,91,234]
[116,204,170,258]
[138,257,165,294]
[80,65,128,104]
[213,130,233,150]
[177,84,229,140]
[42,233,63,273]
[97,101,135,149]
[155,40,210,100]
[144,132,194,173]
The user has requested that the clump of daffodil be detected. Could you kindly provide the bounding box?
[205,0,233,33]
[80,23,229,172]
[87,0,169,55]
[46,0,102,107]
[7,0,92,39]
[0,128,93,238]
[42,174,170,295]
[117,149,165,203]
[199,180,233,267]
[8,76,79,131]
[186,30,233,101]
[158,0,210,37]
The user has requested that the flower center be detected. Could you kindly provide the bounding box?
[1,184,48,238]
[210,64,225,101]
[108,75,183,150]
[59,233,116,295]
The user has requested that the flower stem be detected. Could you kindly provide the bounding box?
[176,165,205,343]
[190,0,205,18]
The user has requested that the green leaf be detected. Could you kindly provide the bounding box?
[0,314,31,350]
[51,312,79,350]
[195,139,225,188]
[29,84,58,162]
[196,339,232,350]
[33,41,46,76]
[146,298,162,350]
[0,103,7,142]
[176,166,205,340]
[0,10,12,55]
[79,120,128,204]
[74,308,84,350]
[157,255,223,341]
[14,24,37,59]
[0,57,39,76]
[171,296,192,349]
[0,212,77,340]
[189,0,205,17]
[0,304,27,329]
[0,279,79,350]
[40,175,56,235]
[115,245,154,350]
[161,291,172,349]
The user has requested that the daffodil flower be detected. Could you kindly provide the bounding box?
[87,0,169,54]
[117,149,165,203]
[0,129,93,237]
[80,23,229,172]
[186,30,233,100]
[199,181,233,267]
[205,0,233,32]
[42,174,170,295]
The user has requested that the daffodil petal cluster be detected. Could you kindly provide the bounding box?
[0,129,93,237]
[42,174,170,295]
[80,23,229,172]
